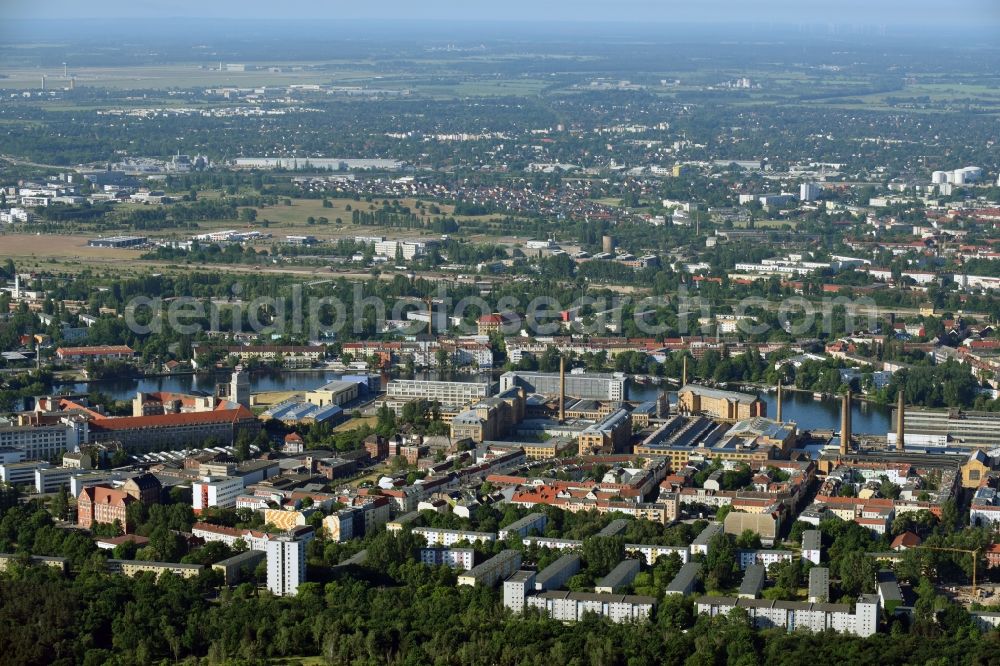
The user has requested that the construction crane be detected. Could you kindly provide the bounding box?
[915,545,981,598]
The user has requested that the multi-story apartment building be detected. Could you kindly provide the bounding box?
[266,533,308,596]
[419,548,475,570]
[498,513,547,540]
[106,559,204,579]
[412,527,496,547]
[210,345,325,368]
[696,595,880,637]
[524,591,656,623]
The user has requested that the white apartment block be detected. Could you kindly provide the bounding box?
[625,543,691,566]
[696,595,879,637]
[524,591,656,623]
[386,380,490,405]
[503,570,536,613]
[266,535,306,596]
[412,527,496,547]
[0,418,89,461]
[420,547,475,570]
[738,549,794,570]
[193,476,245,511]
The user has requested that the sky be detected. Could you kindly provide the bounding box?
[7,0,1000,26]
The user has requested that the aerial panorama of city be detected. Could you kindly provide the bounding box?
[1,2,1000,664]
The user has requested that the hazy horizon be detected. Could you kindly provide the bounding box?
[6,0,1000,27]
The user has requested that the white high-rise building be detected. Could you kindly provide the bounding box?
[799,182,821,202]
[230,367,250,407]
[266,534,307,596]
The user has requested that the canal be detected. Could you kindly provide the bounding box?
[60,371,892,436]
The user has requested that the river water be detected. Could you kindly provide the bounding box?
[59,371,892,435]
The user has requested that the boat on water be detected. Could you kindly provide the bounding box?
[813,392,824,400]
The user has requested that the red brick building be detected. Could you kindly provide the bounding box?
[78,486,136,533]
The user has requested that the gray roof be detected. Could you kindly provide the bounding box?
[808,567,830,600]
[505,570,536,584]
[597,518,630,537]
[535,554,581,589]
[597,559,641,591]
[666,562,702,594]
[738,564,766,598]
[801,530,822,551]
[692,522,724,546]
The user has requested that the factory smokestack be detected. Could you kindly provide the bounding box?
[776,382,782,423]
[840,390,852,455]
[896,390,905,452]
[682,356,688,387]
[559,355,566,423]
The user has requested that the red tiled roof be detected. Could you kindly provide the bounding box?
[57,345,134,356]
[891,531,922,549]
[80,485,133,506]
[89,406,255,431]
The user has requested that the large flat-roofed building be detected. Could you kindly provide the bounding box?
[678,384,765,421]
[0,417,89,461]
[305,380,361,408]
[88,236,147,249]
[450,388,527,444]
[500,371,628,401]
[232,157,405,171]
[525,591,656,623]
[193,476,245,511]
[891,408,1000,449]
[387,379,491,405]
[457,549,522,587]
[634,415,777,467]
